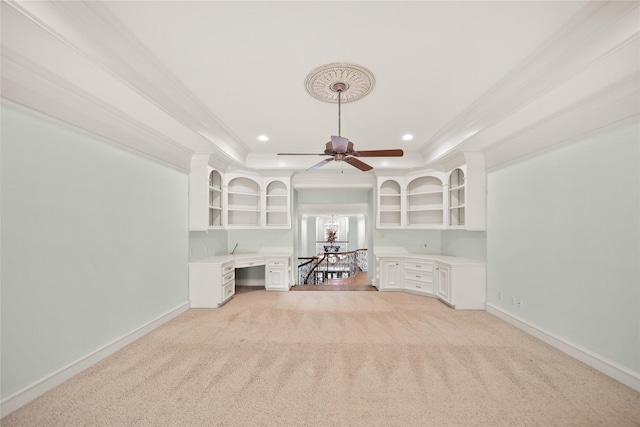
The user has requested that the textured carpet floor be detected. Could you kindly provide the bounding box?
[3,291,639,426]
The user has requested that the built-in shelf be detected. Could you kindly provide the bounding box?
[407,176,444,226]
[208,170,223,228]
[227,177,260,227]
[448,168,465,227]
[377,180,402,227]
[266,180,289,227]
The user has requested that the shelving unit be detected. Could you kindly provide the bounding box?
[448,168,465,227]
[265,180,289,228]
[227,177,261,228]
[208,170,223,228]
[407,176,444,227]
[378,180,402,227]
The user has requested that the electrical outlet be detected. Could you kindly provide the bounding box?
[516,298,523,308]
[498,291,503,301]
[511,296,517,305]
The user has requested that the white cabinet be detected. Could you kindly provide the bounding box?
[403,259,435,295]
[376,171,446,230]
[266,257,291,291]
[460,153,486,231]
[189,155,214,231]
[376,157,485,230]
[438,262,486,310]
[189,157,292,230]
[190,253,293,307]
[189,258,235,308]
[188,155,228,231]
[224,172,291,229]
[377,258,402,290]
[376,254,486,309]
[436,263,450,302]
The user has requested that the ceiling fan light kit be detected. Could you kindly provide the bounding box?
[279,63,403,172]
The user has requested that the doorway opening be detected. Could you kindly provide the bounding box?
[293,213,374,290]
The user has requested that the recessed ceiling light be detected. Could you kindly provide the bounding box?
[402,134,414,141]
[258,135,269,142]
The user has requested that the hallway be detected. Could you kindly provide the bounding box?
[291,272,376,291]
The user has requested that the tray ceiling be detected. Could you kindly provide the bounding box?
[1,1,638,173]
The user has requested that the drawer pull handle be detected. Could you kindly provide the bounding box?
[416,265,421,268]
[416,276,421,279]
[416,285,421,288]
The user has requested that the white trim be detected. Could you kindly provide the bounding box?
[0,302,190,417]
[235,279,265,288]
[486,303,640,393]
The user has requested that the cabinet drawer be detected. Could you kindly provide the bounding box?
[222,262,234,274]
[404,271,433,284]
[404,279,434,294]
[235,258,262,268]
[403,260,434,273]
[223,271,235,285]
[222,282,235,301]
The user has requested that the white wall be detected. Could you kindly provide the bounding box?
[373,229,442,254]
[1,103,189,399]
[189,230,228,261]
[487,120,639,375]
[227,229,294,254]
[441,230,487,260]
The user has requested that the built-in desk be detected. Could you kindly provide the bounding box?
[375,254,486,309]
[189,253,292,308]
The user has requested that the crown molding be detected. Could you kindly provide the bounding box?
[421,1,639,167]
[245,151,425,172]
[3,0,247,168]
[1,47,194,171]
[297,203,369,217]
[292,171,375,190]
[483,76,640,171]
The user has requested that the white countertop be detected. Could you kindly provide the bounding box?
[189,253,292,264]
[375,253,485,266]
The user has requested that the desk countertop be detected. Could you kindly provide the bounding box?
[189,253,292,265]
[375,253,485,266]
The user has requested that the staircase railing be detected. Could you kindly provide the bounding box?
[297,248,368,285]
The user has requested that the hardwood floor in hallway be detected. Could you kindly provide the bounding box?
[291,272,376,291]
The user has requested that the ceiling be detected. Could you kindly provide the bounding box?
[1,1,638,176]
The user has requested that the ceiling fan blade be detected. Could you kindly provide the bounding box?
[352,149,404,157]
[278,153,326,156]
[344,156,373,171]
[307,158,334,171]
[331,136,349,153]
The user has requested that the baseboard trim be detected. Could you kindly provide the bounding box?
[1,302,190,418]
[235,279,265,287]
[485,303,640,392]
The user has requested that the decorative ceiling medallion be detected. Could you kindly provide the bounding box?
[305,62,375,103]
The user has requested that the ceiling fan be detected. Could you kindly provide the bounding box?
[278,82,404,172]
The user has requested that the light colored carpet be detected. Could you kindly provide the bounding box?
[3,291,639,426]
